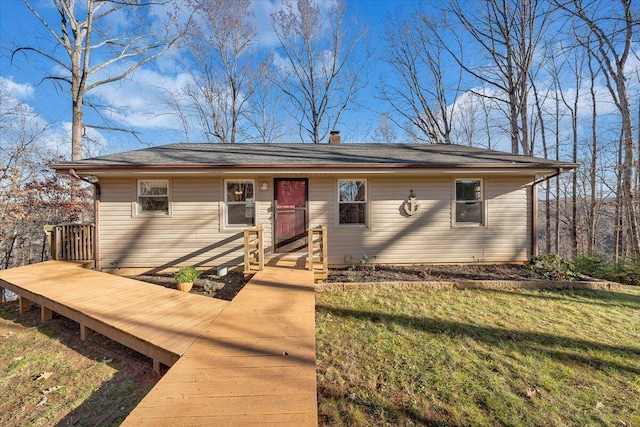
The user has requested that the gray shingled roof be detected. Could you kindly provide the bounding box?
[52,143,578,171]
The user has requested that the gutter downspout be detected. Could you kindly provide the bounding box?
[530,168,565,259]
[70,169,101,271]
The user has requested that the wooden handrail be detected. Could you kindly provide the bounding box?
[243,225,264,275]
[307,226,328,279]
[45,224,95,262]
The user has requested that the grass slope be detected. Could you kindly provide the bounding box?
[0,302,158,427]
[316,286,640,426]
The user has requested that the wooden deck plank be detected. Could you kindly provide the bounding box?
[123,394,317,416]
[122,267,317,426]
[123,412,317,426]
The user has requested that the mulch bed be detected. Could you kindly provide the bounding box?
[130,264,556,301]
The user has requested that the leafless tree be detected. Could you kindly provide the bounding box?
[246,58,287,144]
[182,0,258,143]
[381,9,462,144]
[0,83,92,277]
[14,0,188,160]
[585,49,602,254]
[270,0,368,144]
[557,45,585,258]
[554,0,640,256]
[447,0,551,155]
[371,113,398,143]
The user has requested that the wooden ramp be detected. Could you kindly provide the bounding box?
[0,261,228,372]
[122,267,317,426]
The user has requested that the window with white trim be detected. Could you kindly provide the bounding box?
[455,179,483,225]
[338,179,367,225]
[137,180,169,214]
[225,180,255,226]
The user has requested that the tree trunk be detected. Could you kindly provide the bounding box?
[587,57,598,254]
[71,96,84,161]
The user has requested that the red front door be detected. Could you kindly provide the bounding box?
[274,178,308,252]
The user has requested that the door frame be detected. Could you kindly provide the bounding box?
[273,178,309,253]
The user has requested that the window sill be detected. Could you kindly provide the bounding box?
[453,222,486,227]
[136,211,171,217]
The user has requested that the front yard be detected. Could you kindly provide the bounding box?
[316,286,640,426]
[1,281,638,426]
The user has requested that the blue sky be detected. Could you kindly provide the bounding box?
[0,0,416,157]
[1,0,638,164]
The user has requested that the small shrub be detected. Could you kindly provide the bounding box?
[173,266,200,284]
[202,280,223,294]
[346,265,357,282]
[359,254,377,276]
[530,254,578,281]
[574,254,640,286]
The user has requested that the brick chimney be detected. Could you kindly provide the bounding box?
[329,130,340,144]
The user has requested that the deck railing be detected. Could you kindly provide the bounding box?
[44,224,95,262]
[308,226,328,279]
[243,225,264,275]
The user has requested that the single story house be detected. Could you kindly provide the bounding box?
[51,139,577,274]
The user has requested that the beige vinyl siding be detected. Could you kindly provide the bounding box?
[99,177,273,271]
[326,176,532,265]
[308,178,334,229]
[97,174,533,271]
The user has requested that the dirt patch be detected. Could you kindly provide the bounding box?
[128,270,247,301]
[0,301,158,427]
[327,263,546,283]
[130,264,567,299]
[130,264,548,300]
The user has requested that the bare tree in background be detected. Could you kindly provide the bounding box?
[14,0,188,160]
[556,42,586,259]
[382,9,462,144]
[371,113,398,143]
[182,0,258,143]
[448,0,551,155]
[271,0,368,144]
[246,58,287,143]
[0,84,92,275]
[554,0,640,256]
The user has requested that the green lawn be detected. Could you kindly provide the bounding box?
[316,286,640,426]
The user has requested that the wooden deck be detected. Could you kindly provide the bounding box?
[0,261,228,372]
[122,266,317,426]
[1,261,317,425]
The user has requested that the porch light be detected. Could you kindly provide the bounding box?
[260,181,269,191]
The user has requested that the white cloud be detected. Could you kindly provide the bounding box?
[88,64,192,131]
[251,0,283,49]
[0,76,35,100]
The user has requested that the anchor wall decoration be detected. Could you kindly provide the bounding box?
[403,189,420,216]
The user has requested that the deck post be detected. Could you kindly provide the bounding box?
[307,226,328,280]
[152,359,161,374]
[19,296,31,314]
[243,225,264,275]
[41,306,53,321]
[80,324,94,341]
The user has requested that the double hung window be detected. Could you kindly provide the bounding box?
[138,180,169,215]
[225,180,255,226]
[455,179,483,225]
[338,180,367,225]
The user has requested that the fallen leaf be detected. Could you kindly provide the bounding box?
[33,372,52,381]
[596,401,605,409]
[43,386,62,394]
[526,387,541,400]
